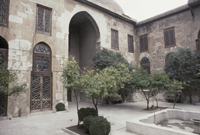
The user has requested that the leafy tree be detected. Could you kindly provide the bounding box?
[93,48,134,100]
[148,73,171,108]
[166,80,184,109]
[93,48,133,71]
[0,65,27,97]
[82,64,131,115]
[127,67,151,109]
[165,48,200,103]
[62,58,83,126]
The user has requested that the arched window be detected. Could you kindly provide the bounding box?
[31,42,52,111]
[140,57,150,74]
[196,30,200,51]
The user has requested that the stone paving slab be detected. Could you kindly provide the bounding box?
[0,101,200,135]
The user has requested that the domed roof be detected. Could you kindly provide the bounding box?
[88,0,124,14]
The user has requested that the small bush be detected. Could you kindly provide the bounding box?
[89,116,111,135]
[78,107,97,121]
[55,103,65,111]
[83,115,94,132]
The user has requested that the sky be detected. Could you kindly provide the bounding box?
[114,0,188,21]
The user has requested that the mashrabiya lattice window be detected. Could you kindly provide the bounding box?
[164,27,176,47]
[0,0,9,26]
[111,29,119,50]
[37,5,52,34]
[128,35,134,53]
[140,34,148,52]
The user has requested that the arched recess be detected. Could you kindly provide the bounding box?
[140,57,150,74]
[196,30,200,51]
[31,42,52,112]
[0,36,8,116]
[68,11,100,70]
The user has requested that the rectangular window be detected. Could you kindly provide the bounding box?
[128,35,134,53]
[164,27,176,47]
[111,29,119,50]
[36,5,52,34]
[0,0,9,26]
[140,34,148,52]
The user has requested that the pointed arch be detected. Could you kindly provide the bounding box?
[140,57,150,74]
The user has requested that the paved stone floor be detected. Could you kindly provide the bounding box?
[0,101,200,135]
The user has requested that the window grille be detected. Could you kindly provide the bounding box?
[141,57,150,74]
[164,27,176,47]
[0,0,9,26]
[37,5,52,34]
[31,43,52,111]
[111,29,119,50]
[128,35,134,53]
[140,35,148,52]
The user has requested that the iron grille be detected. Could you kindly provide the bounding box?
[0,0,8,26]
[37,6,51,34]
[128,35,134,53]
[111,29,119,50]
[164,27,175,47]
[34,56,49,72]
[140,35,148,52]
[141,57,150,74]
[0,51,5,69]
[0,92,6,116]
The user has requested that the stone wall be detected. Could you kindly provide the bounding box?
[0,0,135,117]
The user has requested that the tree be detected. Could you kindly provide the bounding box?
[0,65,27,97]
[62,58,83,126]
[93,48,133,71]
[166,80,184,109]
[82,64,131,115]
[93,48,134,100]
[128,67,151,110]
[165,48,200,103]
[148,73,171,108]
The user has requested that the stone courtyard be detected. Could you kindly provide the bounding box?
[0,101,200,135]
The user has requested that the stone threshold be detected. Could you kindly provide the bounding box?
[62,127,80,135]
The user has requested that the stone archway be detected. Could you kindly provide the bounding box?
[68,11,100,101]
[0,36,8,116]
[68,11,100,70]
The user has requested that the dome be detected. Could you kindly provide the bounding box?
[88,0,124,14]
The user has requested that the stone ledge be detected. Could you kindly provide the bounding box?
[62,128,80,135]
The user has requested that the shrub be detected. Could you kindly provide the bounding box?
[83,115,94,132]
[89,116,111,135]
[55,103,65,111]
[78,107,97,121]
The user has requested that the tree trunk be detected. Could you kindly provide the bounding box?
[147,99,149,110]
[74,91,79,127]
[155,98,158,108]
[173,97,176,109]
[92,98,98,116]
[142,90,149,110]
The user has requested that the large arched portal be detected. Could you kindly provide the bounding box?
[0,36,8,116]
[69,11,100,70]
